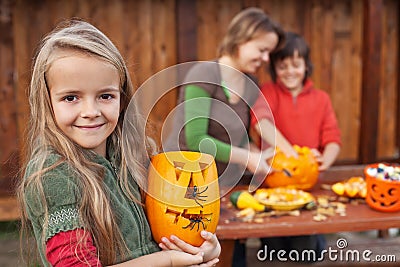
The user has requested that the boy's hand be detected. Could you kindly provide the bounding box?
[310,148,328,171]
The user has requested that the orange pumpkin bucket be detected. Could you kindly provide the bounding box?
[145,151,220,246]
[365,163,400,212]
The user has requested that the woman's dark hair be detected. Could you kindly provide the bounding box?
[269,32,313,84]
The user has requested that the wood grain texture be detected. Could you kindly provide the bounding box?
[0,196,20,221]
[217,165,397,240]
[1,0,399,194]
[377,0,399,160]
[359,0,383,163]
[0,0,19,194]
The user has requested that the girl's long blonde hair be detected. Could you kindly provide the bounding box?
[17,19,153,265]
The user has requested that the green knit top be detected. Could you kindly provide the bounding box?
[23,151,159,266]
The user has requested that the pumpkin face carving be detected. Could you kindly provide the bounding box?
[263,145,319,190]
[145,151,220,246]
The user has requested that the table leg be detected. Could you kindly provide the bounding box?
[217,239,235,267]
[378,229,390,238]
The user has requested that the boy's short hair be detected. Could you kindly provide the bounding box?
[269,32,313,84]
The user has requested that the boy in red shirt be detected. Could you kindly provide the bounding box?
[252,32,341,171]
[251,32,341,262]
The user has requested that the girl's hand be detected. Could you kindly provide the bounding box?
[164,250,204,267]
[159,231,221,264]
[189,257,220,267]
[112,248,207,266]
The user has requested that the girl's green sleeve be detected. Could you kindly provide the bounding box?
[184,84,231,162]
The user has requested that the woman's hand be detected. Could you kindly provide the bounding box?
[246,151,271,176]
[230,146,271,176]
[159,231,220,265]
[279,145,298,159]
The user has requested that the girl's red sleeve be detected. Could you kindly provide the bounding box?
[46,228,102,266]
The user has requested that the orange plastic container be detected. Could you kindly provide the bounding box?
[365,163,400,212]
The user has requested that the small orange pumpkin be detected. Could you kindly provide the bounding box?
[145,151,220,246]
[263,145,319,190]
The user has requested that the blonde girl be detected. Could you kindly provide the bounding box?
[18,19,219,267]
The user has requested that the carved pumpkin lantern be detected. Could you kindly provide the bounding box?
[145,151,220,246]
[263,145,319,190]
[365,163,400,212]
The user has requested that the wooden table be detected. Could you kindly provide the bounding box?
[215,165,400,266]
[0,196,20,221]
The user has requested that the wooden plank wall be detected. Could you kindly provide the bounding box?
[0,0,19,195]
[196,0,398,164]
[0,0,399,194]
[377,0,399,160]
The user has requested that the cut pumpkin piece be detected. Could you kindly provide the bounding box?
[331,176,366,198]
[359,187,367,198]
[344,183,358,197]
[331,182,345,195]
